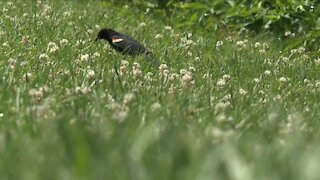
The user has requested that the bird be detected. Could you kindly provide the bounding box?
[95,28,159,66]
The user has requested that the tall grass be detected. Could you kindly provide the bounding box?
[0,0,320,179]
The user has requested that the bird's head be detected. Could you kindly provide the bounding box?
[95,28,115,42]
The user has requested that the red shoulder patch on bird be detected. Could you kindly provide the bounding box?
[112,38,124,43]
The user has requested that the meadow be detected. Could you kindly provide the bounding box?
[1,0,320,179]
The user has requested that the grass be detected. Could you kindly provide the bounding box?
[1,0,320,179]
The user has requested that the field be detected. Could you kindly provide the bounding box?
[1,0,320,179]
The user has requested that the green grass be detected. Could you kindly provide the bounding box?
[1,0,320,180]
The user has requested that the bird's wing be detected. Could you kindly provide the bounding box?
[110,34,147,54]
[111,37,124,43]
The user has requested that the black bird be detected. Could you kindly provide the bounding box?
[95,28,159,66]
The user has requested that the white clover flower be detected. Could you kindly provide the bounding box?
[290,49,298,54]
[144,72,154,82]
[42,4,52,13]
[179,68,187,75]
[150,102,161,112]
[75,86,82,93]
[279,77,289,83]
[161,70,170,78]
[121,60,129,67]
[87,29,93,34]
[210,127,234,142]
[297,47,305,54]
[303,79,310,84]
[20,61,28,66]
[209,96,215,106]
[253,78,260,83]
[280,56,289,63]
[132,62,142,77]
[2,42,9,47]
[132,62,141,69]
[168,73,179,81]
[159,64,169,78]
[76,39,85,47]
[87,69,95,78]
[155,34,163,39]
[236,40,246,48]
[112,110,128,123]
[226,36,233,42]
[254,42,261,48]
[314,58,320,64]
[181,71,194,87]
[145,8,150,14]
[59,38,69,46]
[222,74,231,80]
[23,72,32,81]
[186,39,194,45]
[216,113,227,123]
[7,58,17,66]
[28,88,39,96]
[95,24,101,29]
[301,54,309,60]
[21,36,30,45]
[40,4,52,17]
[64,69,70,75]
[47,42,59,53]
[93,52,100,58]
[164,26,172,31]
[7,1,13,6]
[120,61,129,76]
[139,22,147,27]
[180,37,187,43]
[239,88,247,96]
[284,31,291,36]
[75,86,92,94]
[28,88,44,100]
[106,94,116,104]
[258,90,265,95]
[3,8,8,13]
[217,78,226,87]
[215,101,230,113]
[123,93,135,105]
[35,103,50,117]
[259,49,266,54]
[0,30,5,38]
[168,84,176,95]
[264,70,271,76]
[262,42,269,49]
[39,53,49,61]
[80,54,89,62]
[39,85,49,93]
[63,11,71,17]
[202,73,211,79]
[211,127,224,139]
[108,101,122,112]
[216,40,224,48]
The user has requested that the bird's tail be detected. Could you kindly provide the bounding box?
[146,51,160,67]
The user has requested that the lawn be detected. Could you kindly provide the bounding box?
[1,0,320,179]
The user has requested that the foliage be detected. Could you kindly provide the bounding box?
[119,0,320,50]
